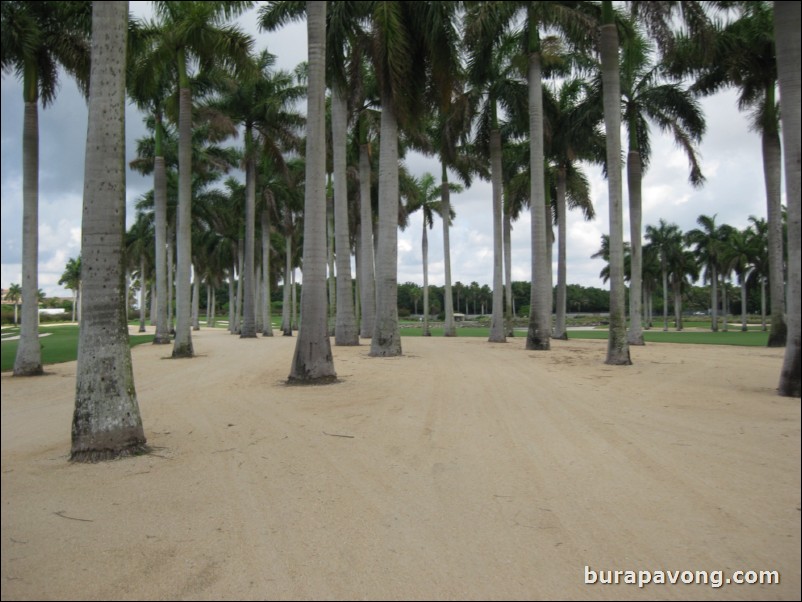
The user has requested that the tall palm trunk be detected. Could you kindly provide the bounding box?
[234,243,244,333]
[228,267,235,333]
[627,147,644,345]
[332,85,358,345]
[661,263,669,331]
[526,46,550,351]
[173,51,193,358]
[775,1,801,397]
[261,210,274,336]
[370,94,402,356]
[740,275,748,332]
[139,255,146,332]
[167,223,174,330]
[241,142,257,338]
[358,138,376,338]
[441,164,456,337]
[422,219,431,336]
[14,95,42,375]
[192,266,200,331]
[72,1,146,461]
[282,234,292,336]
[600,10,631,365]
[153,115,170,344]
[488,127,506,343]
[763,112,786,346]
[326,192,336,331]
[710,265,719,331]
[504,204,514,336]
[554,166,568,340]
[289,1,336,382]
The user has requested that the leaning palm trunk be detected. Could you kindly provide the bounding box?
[173,74,193,358]
[763,125,787,346]
[775,1,800,397]
[627,149,644,345]
[332,86,358,345]
[153,125,170,344]
[261,210,274,336]
[488,128,506,343]
[72,1,146,462]
[600,16,631,365]
[358,140,376,338]
[14,99,42,375]
[289,1,336,382]
[526,50,550,351]
[553,167,568,341]
[370,94,402,356]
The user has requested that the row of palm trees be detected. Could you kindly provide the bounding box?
[2,1,799,460]
[595,213,784,333]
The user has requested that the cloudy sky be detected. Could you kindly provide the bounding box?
[1,4,773,299]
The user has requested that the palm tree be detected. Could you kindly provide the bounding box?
[145,1,253,358]
[774,1,800,398]
[616,28,705,345]
[672,2,786,347]
[59,257,82,323]
[406,172,458,336]
[686,214,726,331]
[287,1,336,382]
[724,227,759,332]
[126,213,154,333]
[4,283,22,326]
[367,1,448,357]
[1,1,90,375]
[747,216,770,330]
[645,219,683,332]
[71,1,147,462]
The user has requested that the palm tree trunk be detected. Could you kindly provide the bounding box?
[261,210,274,336]
[14,99,42,375]
[627,149,644,345]
[775,0,800,397]
[241,147,257,338]
[72,0,146,461]
[228,267,236,333]
[153,124,170,344]
[210,287,216,327]
[289,1,336,382]
[721,275,729,332]
[332,85,358,345]
[235,243,244,333]
[763,123,787,346]
[326,191,336,333]
[526,47,550,351]
[422,220,430,336]
[173,57,193,358]
[741,276,748,332]
[370,93,402,356]
[282,234,292,336]
[358,139,375,338]
[662,266,669,331]
[139,255,146,332]
[600,11,631,365]
[554,166,568,341]
[489,127,506,343]
[192,266,200,331]
[761,277,767,331]
[710,265,718,331]
[504,205,514,337]
[441,164,456,338]
[167,223,174,331]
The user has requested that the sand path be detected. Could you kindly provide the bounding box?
[1,328,799,600]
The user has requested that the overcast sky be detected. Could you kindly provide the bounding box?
[1,4,774,298]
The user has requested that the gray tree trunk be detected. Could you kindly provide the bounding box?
[441,167,456,338]
[710,265,719,331]
[261,210,274,336]
[153,153,170,344]
[192,266,200,331]
[228,268,236,333]
[600,21,631,365]
[422,220,430,336]
[173,80,193,357]
[139,255,146,332]
[740,275,748,332]
[774,1,800,397]
[504,206,514,336]
[358,142,376,338]
[526,51,550,351]
[763,128,787,346]
[553,167,568,340]
[72,0,146,461]
[326,193,336,333]
[282,235,292,336]
[489,128,506,343]
[167,223,174,331]
[289,1,336,382]
[332,86,358,345]
[627,149,644,345]
[14,101,42,375]
[241,149,257,338]
[370,94,402,356]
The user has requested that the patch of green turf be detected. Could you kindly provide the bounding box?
[568,329,770,346]
[1,324,154,372]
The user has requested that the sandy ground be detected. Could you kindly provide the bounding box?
[1,327,800,601]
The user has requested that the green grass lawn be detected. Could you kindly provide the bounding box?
[1,324,154,372]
